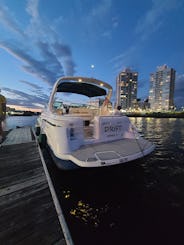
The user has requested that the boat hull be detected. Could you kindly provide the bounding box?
[37,113,155,170]
[47,136,155,170]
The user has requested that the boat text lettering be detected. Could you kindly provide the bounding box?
[104,125,122,133]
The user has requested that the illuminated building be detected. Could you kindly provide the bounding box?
[116,68,138,110]
[149,65,175,111]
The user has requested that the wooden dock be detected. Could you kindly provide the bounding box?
[0,127,68,245]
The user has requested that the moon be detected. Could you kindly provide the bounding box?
[91,64,95,69]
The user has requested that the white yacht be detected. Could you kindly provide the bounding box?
[36,76,155,170]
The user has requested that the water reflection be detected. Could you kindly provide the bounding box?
[49,118,184,245]
[130,117,184,150]
[69,200,109,227]
[4,115,38,130]
[62,189,107,227]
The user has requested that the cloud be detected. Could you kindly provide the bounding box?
[0,40,63,85]
[19,80,43,90]
[110,0,183,78]
[52,42,76,75]
[89,0,112,18]
[0,4,25,37]
[0,0,76,87]
[19,80,49,101]
[109,45,138,74]
[52,0,115,42]
[112,16,119,28]
[80,0,113,39]
[101,30,112,39]
[26,0,39,19]
[135,0,183,40]
[2,87,49,109]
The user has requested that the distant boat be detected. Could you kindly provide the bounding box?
[8,110,25,116]
[8,110,36,116]
[36,76,155,170]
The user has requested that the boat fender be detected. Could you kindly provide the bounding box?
[35,126,40,136]
[38,133,47,148]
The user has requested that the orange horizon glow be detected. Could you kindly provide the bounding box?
[7,104,43,112]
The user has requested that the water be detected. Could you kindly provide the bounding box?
[3,115,38,130]
[45,117,184,245]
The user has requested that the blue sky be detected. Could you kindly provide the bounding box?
[0,0,184,109]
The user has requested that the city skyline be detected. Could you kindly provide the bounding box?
[0,0,184,110]
[116,68,138,110]
[149,65,175,111]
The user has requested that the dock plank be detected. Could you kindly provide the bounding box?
[0,139,66,245]
[2,127,33,145]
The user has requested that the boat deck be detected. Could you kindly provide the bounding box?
[71,137,154,163]
[0,127,67,244]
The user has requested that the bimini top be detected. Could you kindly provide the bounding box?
[57,81,106,97]
[56,76,112,98]
[48,76,113,112]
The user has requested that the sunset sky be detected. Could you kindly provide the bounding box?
[0,0,184,110]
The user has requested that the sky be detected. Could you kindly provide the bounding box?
[0,0,184,110]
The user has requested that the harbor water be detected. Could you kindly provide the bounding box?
[5,116,184,244]
[3,115,38,131]
[45,117,184,245]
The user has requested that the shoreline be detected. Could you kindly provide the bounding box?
[126,112,184,118]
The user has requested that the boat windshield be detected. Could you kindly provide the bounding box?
[52,91,105,110]
[53,101,63,110]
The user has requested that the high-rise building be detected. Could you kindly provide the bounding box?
[149,65,175,111]
[116,68,138,110]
